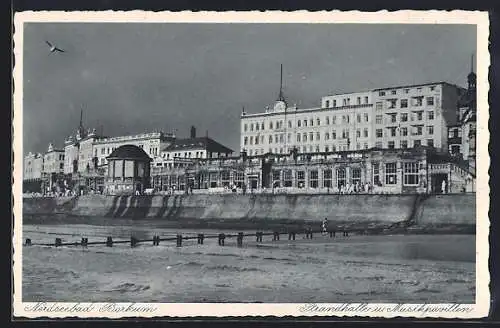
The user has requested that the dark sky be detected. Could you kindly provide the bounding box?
[22,23,476,154]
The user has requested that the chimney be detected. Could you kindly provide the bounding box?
[190,126,196,138]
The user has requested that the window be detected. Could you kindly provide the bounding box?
[316,132,320,141]
[244,137,248,145]
[351,168,361,185]
[304,120,307,127]
[357,114,361,123]
[416,126,423,135]
[428,111,434,120]
[337,167,346,189]
[332,145,337,152]
[315,145,320,153]
[275,135,279,143]
[297,134,301,142]
[309,170,319,188]
[272,170,281,188]
[390,127,397,137]
[364,142,368,149]
[342,129,349,139]
[332,115,337,124]
[376,102,383,111]
[379,91,386,96]
[430,86,436,91]
[388,99,397,109]
[309,132,314,141]
[269,135,273,144]
[297,120,301,127]
[417,87,422,93]
[244,124,248,132]
[390,114,397,123]
[297,170,305,188]
[287,133,291,143]
[401,99,408,108]
[404,89,410,94]
[375,141,383,148]
[332,130,337,139]
[261,122,265,130]
[401,140,408,148]
[317,118,321,126]
[310,119,314,126]
[427,126,434,135]
[363,128,368,138]
[401,127,408,136]
[325,132,330,140]
[249,136,254,145]
[391,90,397,95]
[403,162,419,185]
[376,129,383,138]
[283,170,293,187]
[356,143,361,150]
[250,123,254,131]
[356,129,361,138]
[385,163,397,185]
[376,115,383,124]
[388,141,395,149]
[357,97,361,105]
[323,169,332,188]
[413,140,421,147]
[326,116,330,125]
[325,100,330,108]
[270,122,273,129]
[255,136,259,145]
[333,100,337,107]
[363,113,368,122]
[256,123,259,131]
[413,97,423,106]
[303,133,307,142]
[279,134,284,143]
[427,139,434,147]
[365,96,369,104]
[417,112,423,121]
[401,113,408,122]
[325,146,329,152]
[426,97,434,106]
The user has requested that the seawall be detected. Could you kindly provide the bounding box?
[22,193,476,231]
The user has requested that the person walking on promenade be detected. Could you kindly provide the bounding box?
[322,218,328,236]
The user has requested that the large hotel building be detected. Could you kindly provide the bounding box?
[240,82,464,156]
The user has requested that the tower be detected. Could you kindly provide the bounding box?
[467,54,476,91]
[273,64,287,112]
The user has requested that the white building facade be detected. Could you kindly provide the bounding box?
[241,82,463,156]
[93,132,175,167]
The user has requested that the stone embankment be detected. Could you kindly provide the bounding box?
[22,193,476,233]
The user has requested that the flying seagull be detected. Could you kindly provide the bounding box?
[45,40,65,53]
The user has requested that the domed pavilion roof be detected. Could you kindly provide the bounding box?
[106,145,152,161]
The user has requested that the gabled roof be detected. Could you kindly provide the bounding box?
[163,137,233,154]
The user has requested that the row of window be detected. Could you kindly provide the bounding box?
[324,96,370,108]
[375,139,434,149]
[375,126,434,138]
[243,113,371,132]
[375,111,434,124]
[267,161,420,188]
[244,128,374,146]
[375,96,434,110]
[244,138,434,156]
[378,85,436,97]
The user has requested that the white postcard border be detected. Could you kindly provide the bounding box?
[12,10,491,318]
